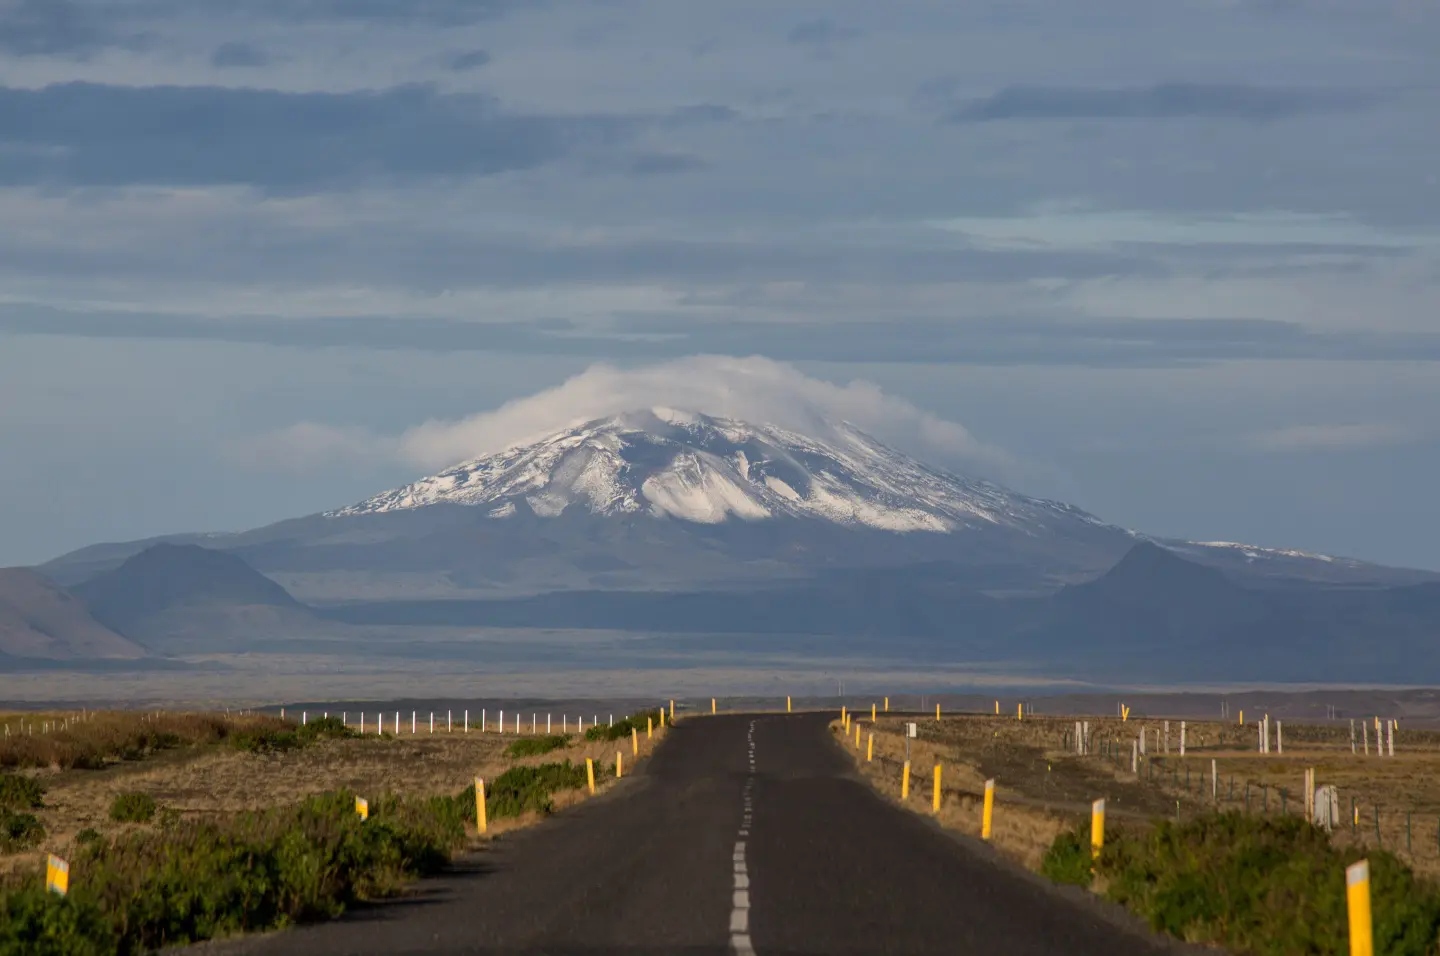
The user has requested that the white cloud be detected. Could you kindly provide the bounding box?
[237,355,1024,480]
[225,422,396,473]
[1246,422,1422,452]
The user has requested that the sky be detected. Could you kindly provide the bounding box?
[0,0,1438,571]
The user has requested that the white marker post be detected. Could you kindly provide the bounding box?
[1180,722,1186,757]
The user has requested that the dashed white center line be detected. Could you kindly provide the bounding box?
[731,719,758,956]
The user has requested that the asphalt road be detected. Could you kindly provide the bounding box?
[205,713,1190,955]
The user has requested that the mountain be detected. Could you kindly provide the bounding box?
[0,568,146,662]
[75,543,322,654]
[41,410,1427,602]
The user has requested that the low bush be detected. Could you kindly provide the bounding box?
[0,712,283,771]
[1042,811,1440,956]
[454,760,593,821]
[584,710,663,743]
[0,809,45,852]
[1038,827,1093,887]
[504,735,569,758]
[228,715,355,755]
[0,788,468,955]
[107,793,156,824]
[0,774,44,810]
[74,828,102,847]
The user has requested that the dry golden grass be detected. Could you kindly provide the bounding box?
[834,709,1440,880]
[1,710,670,877]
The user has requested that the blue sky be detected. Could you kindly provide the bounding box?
[1,0,1438,570]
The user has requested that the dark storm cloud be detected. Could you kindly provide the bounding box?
[948,83,1373,122]
[446,48,490,71]
[210,40,270,68]
[0,82,631,190]
[0,0,143,57]
[6,308,1439,368]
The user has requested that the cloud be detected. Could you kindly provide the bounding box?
[225,422,396,473]
[241,356,1025,481]
[0,82,629,190]
[0,0,111,56]
[210,40,270,67]
[1246,422,1423,452]
[786,19,860,48]
[446,48,490,71]
[948,83,1373,122]
[626,152,706,175]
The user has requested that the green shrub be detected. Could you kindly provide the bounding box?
[504,735,569,758]
[1039,827,1093,887]
[1047,811,1440,956]
[108,793,157,824]
[228,715,355,755]
[584,710,662,743]
[74,828,102,847]
[0,787,468,955]
[453,761,592,821]
[0,808,46,852]
[0,774,44,810]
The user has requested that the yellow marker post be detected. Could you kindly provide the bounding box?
[1239,709,1244,726]
[586,757,596,794]
[648,716,653,740]
[936,703,941,721]
[884,697,889,713]
[632,726,639,755]
[841,705,847,726]
[901,760,911,800]
[475,777,487,833]
[355,796,369,821]
[1017,702,1023,721]
[660,708,666,728]
[867,733,874,762]
[670,699,675,722]
[712,698,717,715]
[45,854,68,897]
[787,695,792,713]
[616,751,623,778]
[932,763,942,813]
[1347,860,1373,956]
[994,700,999,716]
[872,703,877,722]
[854,723,862,749]
[1091,798,1106,860]
[1121,705,1130,722]
[982,779,995,840]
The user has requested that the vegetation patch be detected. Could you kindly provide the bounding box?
[455,760,593,820]
[1042,812,1440,956]
[0,788,467,956]
[227,715,356,755]
[0,810,45,853]
[0,712,286,771]
[584,710,662,743]
[107,793,157,825]
[504,735,569,759]
[0,775,44,811]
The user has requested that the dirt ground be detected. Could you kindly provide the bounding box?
[834,708,1440,878]
[1,709,670,878]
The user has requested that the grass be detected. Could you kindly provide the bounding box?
[584,710,663,743]
[842,711,1440,955]
[1044,812,1440,956]
[0,776,44,811]
[0,788,469,955]
[0,711,290,771]
[504,735,569,759]
[106,794,156,825]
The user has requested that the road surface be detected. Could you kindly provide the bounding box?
[205,712,1191,955]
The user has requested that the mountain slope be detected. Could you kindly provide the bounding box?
[0,568,147,661]
[75,544,322,653]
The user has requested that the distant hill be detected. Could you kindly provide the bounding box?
[75,544,324,654]
[0,568,147,661]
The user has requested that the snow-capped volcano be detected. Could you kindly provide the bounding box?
[330,408,1104,535]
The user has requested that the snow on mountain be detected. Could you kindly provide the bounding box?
[330,408,1106,535]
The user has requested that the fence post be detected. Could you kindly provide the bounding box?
[1180,721,1186,756]
[982,779,995,839]
[1346,860,1374,956]
[1277,721,1283,754]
